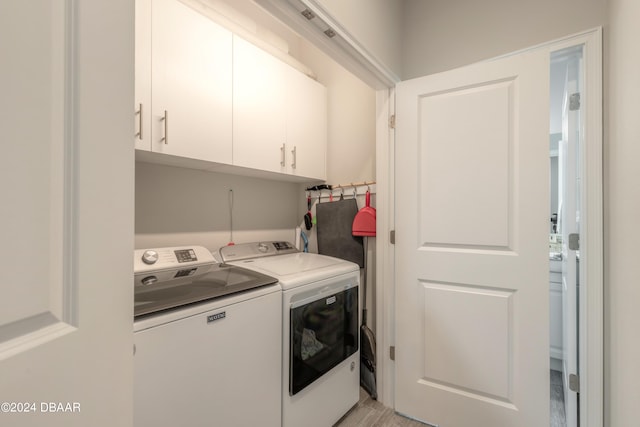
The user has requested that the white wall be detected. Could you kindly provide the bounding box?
[401,0,607,78]
[316,0,404,79]
[606,0,640,425]
[135,162,300,251]
[298,40,377,186]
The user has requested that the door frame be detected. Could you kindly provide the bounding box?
[375,27,603,426]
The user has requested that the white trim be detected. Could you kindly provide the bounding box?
[577,28,604,427]
[298,0,400,85]
[64,0,78,327]
[252,0,400,89]
[375,87,395,406]
[0,320,76,362]
[489,27,603,65]
[540,28,604,427]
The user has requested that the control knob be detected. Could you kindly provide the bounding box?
[141,275,158,286]
[258,243,269,253]
[141,250,159,265]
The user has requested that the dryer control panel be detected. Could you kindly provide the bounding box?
[219,241,298,262]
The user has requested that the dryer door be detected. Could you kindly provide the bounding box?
[289,285,359,395]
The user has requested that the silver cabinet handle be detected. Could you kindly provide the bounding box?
[136,103,143,140]
[280,143,286,167]
[291,146,297,169]
[161,110,168,144]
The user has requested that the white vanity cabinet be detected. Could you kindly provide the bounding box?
[549,260,563,367]
[135,0,233,164]
[233,36,327,181]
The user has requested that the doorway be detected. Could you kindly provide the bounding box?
[549,44,584,427]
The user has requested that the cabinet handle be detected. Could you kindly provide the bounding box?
[161,110,168,144]
[291,146,297,169]
[136,103,143,140]
[280,143,286,167]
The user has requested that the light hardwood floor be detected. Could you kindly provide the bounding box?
[334,388,427,427]
[336,371,566,427]
[550,370,567,427]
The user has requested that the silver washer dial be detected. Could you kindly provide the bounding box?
[141,250,159,265]
[257,243,269,253]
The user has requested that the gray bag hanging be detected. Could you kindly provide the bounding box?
[315,198,364,267]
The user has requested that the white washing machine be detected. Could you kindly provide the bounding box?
[219,241,360,427]
[133,246,282,427]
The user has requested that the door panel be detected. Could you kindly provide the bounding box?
[420,283,514,400]
[396,49,550,426]
[419,79,513,248]
[0,1,134,425]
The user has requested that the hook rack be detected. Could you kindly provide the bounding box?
[331,180,376,190]
[305,181,376,192]
[305,181,376,200]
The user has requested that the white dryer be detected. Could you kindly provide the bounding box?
[220,241,361,427]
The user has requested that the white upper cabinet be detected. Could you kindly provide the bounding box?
[233,36,327,181]
[135,0,326,181]
[286,66,327,180]
[232,36,288,174]
[135,0,152,151]
[136,0,233,164]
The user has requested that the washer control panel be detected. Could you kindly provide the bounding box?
[134,246,215,273]
[219,241,297,262]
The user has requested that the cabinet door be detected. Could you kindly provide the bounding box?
[549,277,563,360]
[151,0,232,163]
[134,0,152,151]
[233,36,287,174]
[286,68,327,180]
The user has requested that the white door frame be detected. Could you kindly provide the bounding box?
[375,28,603,426]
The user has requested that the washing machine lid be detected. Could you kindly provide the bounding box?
[221,243,359,289]
[134,245,278,318]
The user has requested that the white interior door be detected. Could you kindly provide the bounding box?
[559,54,581,427]
[395,49,550,426]
[0,2,133,426]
